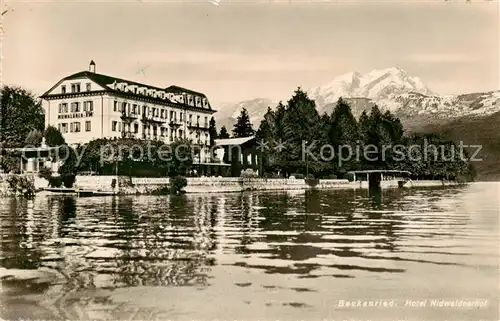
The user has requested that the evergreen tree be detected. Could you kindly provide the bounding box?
[256,107,276,175]
[219,126,230,139]
[25,129,43,146]
[328,97,360,174]
[232,107,255,138]
[44,126,66,147]
[208,117,218,146]
[280,88,324,176]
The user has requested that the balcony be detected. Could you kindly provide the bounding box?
[121,111,138,122]
[169,119,182,127]
[141,114,165,124]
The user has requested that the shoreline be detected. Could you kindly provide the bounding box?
[47,176,466,196]
[0,174,467,197]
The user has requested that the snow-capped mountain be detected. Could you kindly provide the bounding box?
[215,98,276,130]
[308,67,434,113]
[214,67,500,130]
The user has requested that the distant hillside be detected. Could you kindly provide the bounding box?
[413,112,500,181]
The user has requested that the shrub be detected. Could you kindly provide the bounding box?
[170,176,187,195]
[241,168,258,178]
[344,172,355,182]
[6,174,35,197]
[305,177,319,187]
[48,176,63,188]
[152,186,170,195]
[1,154,21,174]
[62,174,76,188]
[38,166,53,180]
[38,166,64,188]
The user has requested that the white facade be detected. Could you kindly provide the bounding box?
[41,63,215,162]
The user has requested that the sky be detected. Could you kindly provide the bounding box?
[1,0,499,107]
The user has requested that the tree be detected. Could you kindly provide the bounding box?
[0,85,45,148]
[58,146,78,188]
[219,126,230,139]
[256,107,276,175]
[208,117,218,146]
[280,88,324,176]
[164,138,194,177]
[25,129,43,146]
[44,125,66,147]
[232,107,255,138]
[328,97,360,174]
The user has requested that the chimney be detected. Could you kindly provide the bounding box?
[89,60,96,73]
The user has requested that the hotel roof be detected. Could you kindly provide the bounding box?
[40,70,214,112]
[214,136,256,146]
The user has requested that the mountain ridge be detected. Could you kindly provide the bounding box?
[214,67,499,131]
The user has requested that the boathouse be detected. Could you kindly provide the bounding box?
[211,136,260,177]
[347,170,411,189]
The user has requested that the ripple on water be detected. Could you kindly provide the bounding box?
[0,184,498,321]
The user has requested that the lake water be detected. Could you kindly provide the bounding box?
[0,183,498,321]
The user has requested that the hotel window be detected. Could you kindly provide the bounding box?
[86,83,91,91]
[58,104,63,113]
[61,123,68,133]
[64,103,68,113]
[204,117,208,127]
[85,121,91,132]
[61,85,66,94]
[169,111,174,120]
[112,121,117,131]
[180,112,184,121]
[197,115,200,124]
[132,104,137,115]
[72,122,81,132]
[118,122,122,132]
[179,130,183,138]
[134,123,139,133]
[88,101,93,112]
[74,102,80,112]
[189,114,192,123]
[71,83,81,93]
[161,109,165,119]
[122,102,127,113]
[114,101,118,112]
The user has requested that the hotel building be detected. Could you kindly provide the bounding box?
[41,61,216,161]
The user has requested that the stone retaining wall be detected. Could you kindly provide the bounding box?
[47,175,466,196]
[74,175,118,192]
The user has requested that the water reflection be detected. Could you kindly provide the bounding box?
[0,184,498,321]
